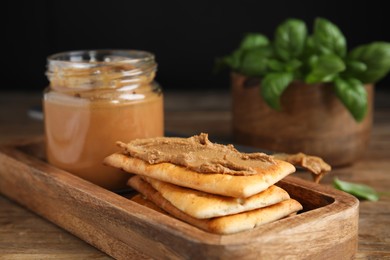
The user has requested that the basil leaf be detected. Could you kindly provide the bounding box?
[261,72,294,110]
[348,42,390,83]
[267,59,302,73]
[267,59,285,72]
[303,35,316,56]
[312,17,347,57]
[307,55,319,68]
[240,33,270,50]
[239,47,272,76]
[344,60,367,76]
[305,54,345,83]
[334,77,368,121]
[274,19,307,61]
[285,59,302,72]
[333,178,379,201]
[221,49,243,71]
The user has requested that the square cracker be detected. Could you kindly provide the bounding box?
[128,175,303,235]
[104,154,295,198]
[143,176,290,219]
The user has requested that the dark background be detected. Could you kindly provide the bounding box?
[5,0,390,92]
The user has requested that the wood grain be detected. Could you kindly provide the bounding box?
[0,90,389,259]
[0,140,358,259]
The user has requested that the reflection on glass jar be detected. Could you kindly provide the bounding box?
[43,50,164,190]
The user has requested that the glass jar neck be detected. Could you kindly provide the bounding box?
[46,50,157,92]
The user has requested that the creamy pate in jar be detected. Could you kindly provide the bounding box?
[43,50,164,190]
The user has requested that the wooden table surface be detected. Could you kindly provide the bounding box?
[0,90,389,259]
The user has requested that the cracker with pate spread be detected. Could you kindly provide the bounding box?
[103,133,296,198]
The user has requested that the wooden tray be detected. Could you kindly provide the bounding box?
[0,139,359,259]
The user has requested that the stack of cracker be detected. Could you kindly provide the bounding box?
[104,133,302,235]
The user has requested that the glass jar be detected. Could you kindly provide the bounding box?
[44,50,164,190]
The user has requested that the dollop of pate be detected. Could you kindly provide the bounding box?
[117,133,275,175]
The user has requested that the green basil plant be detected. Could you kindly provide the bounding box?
[216,17,390,122]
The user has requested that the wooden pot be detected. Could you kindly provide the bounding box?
[231,72,374,167]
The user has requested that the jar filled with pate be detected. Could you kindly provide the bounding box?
[44,50,164,190]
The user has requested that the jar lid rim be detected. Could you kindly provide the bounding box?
[47,49,155,65]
